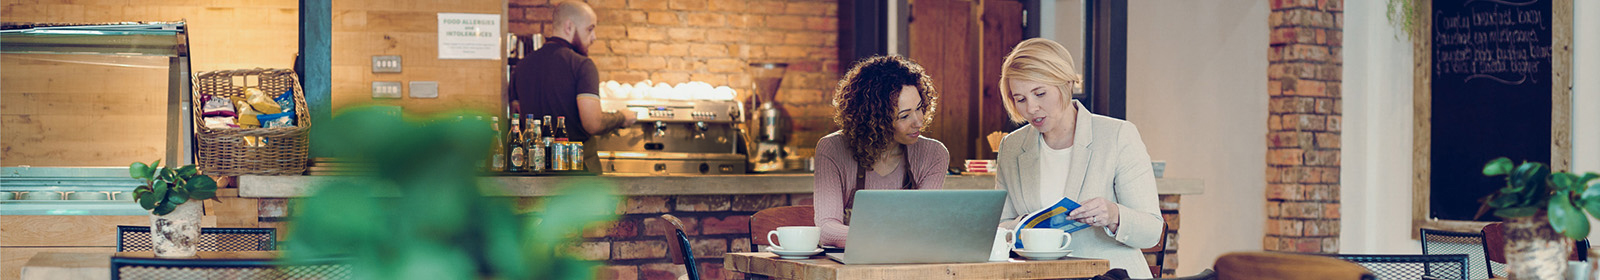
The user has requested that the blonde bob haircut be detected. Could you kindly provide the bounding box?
[998,38,1081,123]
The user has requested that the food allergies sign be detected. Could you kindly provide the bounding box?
[438,13,501,60]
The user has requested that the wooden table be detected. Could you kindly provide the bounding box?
[724,252,1110,279]
[21,251,280,280]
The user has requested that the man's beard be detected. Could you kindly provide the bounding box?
[571,32,590,56]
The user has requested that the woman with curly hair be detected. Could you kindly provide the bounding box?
[813,55,950,248]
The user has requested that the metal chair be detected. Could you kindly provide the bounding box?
[110,254,351,280]
[748,205,814,252]
[1419,228,1494,279]
[1329,254,1470,280]
[660,214,700,280]
[1213,251,1374,280]
[116,225,276,252]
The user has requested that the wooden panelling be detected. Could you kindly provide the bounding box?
[203,188,260,228]
[0,215,217,247]
[2,247,111,280]
[978,0,1025,160]
[329,0,506,115]
[909,0,979,168]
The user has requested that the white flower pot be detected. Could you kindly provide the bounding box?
[1505,215,1570,280]
[150,202,203,258]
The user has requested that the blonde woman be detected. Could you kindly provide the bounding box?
[994,38,1162,277]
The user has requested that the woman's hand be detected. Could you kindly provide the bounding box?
[1066,197,1121,232]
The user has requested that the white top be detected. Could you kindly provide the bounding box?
[1037,133,1074,206]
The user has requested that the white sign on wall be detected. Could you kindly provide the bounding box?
[438,13,501,60]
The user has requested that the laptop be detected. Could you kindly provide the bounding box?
[825,189,1006,265]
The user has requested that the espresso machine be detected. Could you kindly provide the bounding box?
[591,84,746,175]
[747,63,790,172]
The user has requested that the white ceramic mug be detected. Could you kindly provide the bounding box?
[766,226,821,252]
[991,228,1015,261]
[1019,228,1073,252]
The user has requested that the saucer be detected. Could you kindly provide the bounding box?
[770,248,824,259]
[1013,249,1072,260]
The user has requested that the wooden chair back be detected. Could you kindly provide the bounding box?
[1213,251,1375,280]
[1142,222,1170,276]
[749,205,814,251]
[659,214,700,280]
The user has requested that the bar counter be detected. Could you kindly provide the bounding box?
[238,173,1204,198]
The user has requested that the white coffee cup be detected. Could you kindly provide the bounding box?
[991,228,1015,261]
[766,226,821,252]
[1019,228,1072,252]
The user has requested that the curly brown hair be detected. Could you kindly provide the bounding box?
[832,55,938,170]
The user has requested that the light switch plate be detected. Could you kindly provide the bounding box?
[372,81,402,99]
[372,55,402,73]
[410,81,439,99]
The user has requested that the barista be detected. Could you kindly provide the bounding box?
[509,1,636,171]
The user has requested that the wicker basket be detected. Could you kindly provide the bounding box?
[192,68,311,176]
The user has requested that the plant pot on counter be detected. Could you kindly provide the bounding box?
[1505,215,1571,280]
[150,201,203,258]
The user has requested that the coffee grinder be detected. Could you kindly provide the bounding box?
[747,63,790,172]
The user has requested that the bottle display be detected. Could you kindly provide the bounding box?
[552,116,569,171]
[508,114,526,172]
[528,118,545,173]
[490,116,505,172]
[542,115,554,171]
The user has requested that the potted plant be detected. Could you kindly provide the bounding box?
[1481,157,1600,280]
[129,159,219,258]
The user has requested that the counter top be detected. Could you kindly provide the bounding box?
[239,174,1203,198]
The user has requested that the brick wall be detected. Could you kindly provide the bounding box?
[1265,0,1342,253]
[508,0,842,154]
[1144,194,1181,277]
[563,194,814,280]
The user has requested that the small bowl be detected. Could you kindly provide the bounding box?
[23,191,63,200]
[68,191,110,201]
[113,192,135,201]
[0,192,14,200]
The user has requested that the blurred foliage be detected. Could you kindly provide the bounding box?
[128,160,218,215]
[286,105,618,280]
[1481,157,1600,240]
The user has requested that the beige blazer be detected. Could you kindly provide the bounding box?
[995,100,1163,276]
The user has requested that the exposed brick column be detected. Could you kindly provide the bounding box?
[1265,0,1342,253]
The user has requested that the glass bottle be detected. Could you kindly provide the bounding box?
[542,115,554,171]
[528,117,544,173]
[490,116,505,172]
[552,116,569,171]
[508,114,526,173]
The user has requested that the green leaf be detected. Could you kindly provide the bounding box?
[1579,172,1600,188]
[137,192,158,210]
[191,190,216,200]
[152,159,161,169]
[1550,194,1592,240]
[1484,157,1514,176]
[153,200,176,215]
[1495,206,1540,218]
[168,187,189,205]
[130,162,150,179]
[152,183,168,201]
[1554,173,1579,191]
[189,176,217,192]
[176,165,198,178]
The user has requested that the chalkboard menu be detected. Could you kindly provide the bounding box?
[1429,0,1553,221]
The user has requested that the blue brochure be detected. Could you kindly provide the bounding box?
[1012,197,1092,249]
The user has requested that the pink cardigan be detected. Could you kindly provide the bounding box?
[811,132,950,248]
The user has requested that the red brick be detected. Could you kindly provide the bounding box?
[610,218,641,238]
[620,196,671,214]
[613,240,668,260]
[589,0,625,9]
[627,26,667,41]
[1315,132,1340,149]
[629,56,666,71]
[597,25,628,39]
[1267,184,1303,200]
[568,241,611,260]
[592,55,627,69]
[732,194,788,211]
[764,15,804,30]
[686,13,725,27]
[667,27,705,42]
[699,262,727,280]
[1263,236,1281,251]
[707,58,745,73]
[784,32,831,46]
[582,220,614,238]
[690,43,729,57]
[768,45,808,58]
[751,32,785,45]
[1295,238,1322,252]
[669,0,708,10]
[595,265,639,280]
[609,71,649,83]
[730,237,754,252]
[640,263,686,280]
[647,11,679,26]
[1267,148,1303,165]
[1323,203,1340,218]
[708,0,746,12]
[1268,115,1283,130]
[629,0,670,10]
[1267,201,1282,218]
[604,10,647,24]
[645,215,702,236]
[1326,115,1341,132]
[701,215,752,235]
[1268,219,1304,236]
[651,72,691,84]
[748,1,784,14]
[649,43,689,56]
[707,29,748,43]
[690,237,729,258]
[664,57,703,71]
[688,73,728,86]
[1320,167,1340,183]
[676,195,731,212]
[524,6,553,21]
[785,2,831,16]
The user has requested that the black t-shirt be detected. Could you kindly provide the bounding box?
[511,37,600,141]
